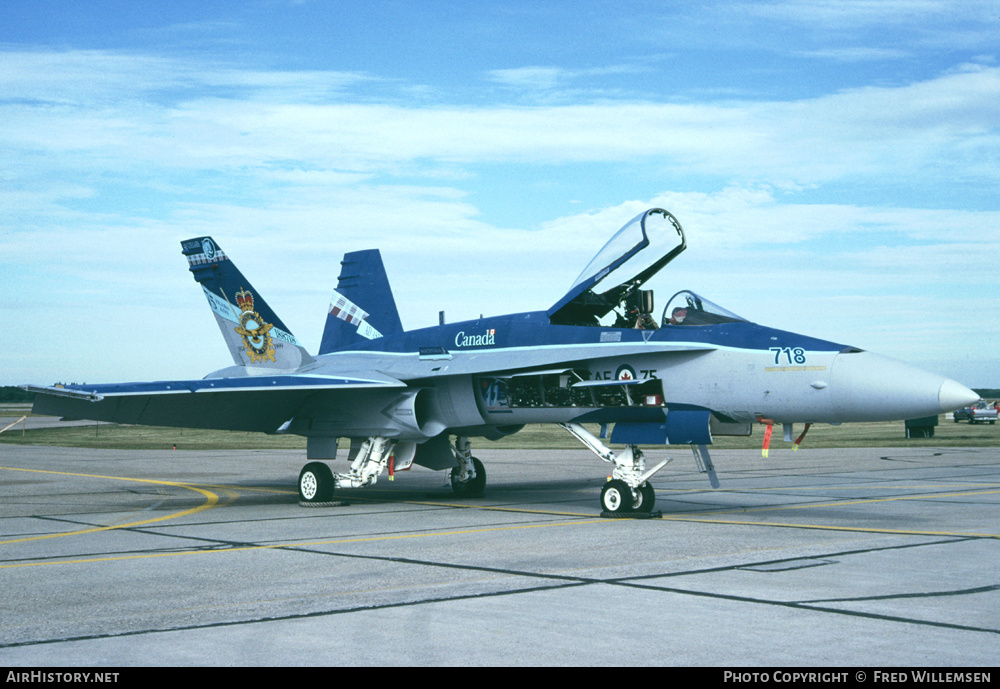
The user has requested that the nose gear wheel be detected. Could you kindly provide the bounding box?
[600,479,633,513]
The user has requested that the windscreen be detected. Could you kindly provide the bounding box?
[662,290,747,326]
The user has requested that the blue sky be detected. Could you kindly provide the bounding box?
[2,1,998,386]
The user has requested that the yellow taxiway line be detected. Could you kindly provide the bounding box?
[0,466,220,545]
[3,466,998,572]
[0,520,606,570]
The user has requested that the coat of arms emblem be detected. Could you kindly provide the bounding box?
[233,288,275,363]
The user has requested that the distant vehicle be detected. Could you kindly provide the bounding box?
[953,401,998,424]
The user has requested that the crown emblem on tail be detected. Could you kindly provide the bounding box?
[235,288,254,313]
[231,287,275,364]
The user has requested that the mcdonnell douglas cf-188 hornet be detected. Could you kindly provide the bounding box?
[28,209,980,514]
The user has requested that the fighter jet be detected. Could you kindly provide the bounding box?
[27,209,980,515]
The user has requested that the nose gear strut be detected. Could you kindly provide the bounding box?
[559,423,668,517]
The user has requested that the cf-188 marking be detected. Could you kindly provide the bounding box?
[27,209,979,515]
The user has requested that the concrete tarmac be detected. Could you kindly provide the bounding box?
[0,443,997,666]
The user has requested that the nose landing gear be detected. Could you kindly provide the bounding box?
[560,423,668,517]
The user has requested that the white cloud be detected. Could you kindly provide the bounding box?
[0,49,372,105]
[4,50,997,195]
[745,0,991,28]
[486,64,646,93]
[488,66,565,90]
[795,47,913,62]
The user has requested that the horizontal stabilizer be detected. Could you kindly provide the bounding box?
[30,372,405,399]
[29,373,407,433]
[21,385,104,402]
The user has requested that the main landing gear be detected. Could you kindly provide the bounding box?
[560,423,671,517]
[299,461,336,503]
[449,436,487,498]
[297,435,486,504]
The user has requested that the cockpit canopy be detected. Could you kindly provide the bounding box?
[661,290,746,327]
[547,208,747,328]
[548,209,685,325]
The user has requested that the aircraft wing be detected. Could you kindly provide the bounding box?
[483,342,717,379]
[27,372,405,433]
[357,341,718,381]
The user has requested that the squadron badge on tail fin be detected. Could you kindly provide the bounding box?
[234,288,275,364]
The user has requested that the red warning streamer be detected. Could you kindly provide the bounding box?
[793,423,812,451]
[758,418,775,457]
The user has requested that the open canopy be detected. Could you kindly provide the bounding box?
[548,208,687,326]
[548,208,747,329]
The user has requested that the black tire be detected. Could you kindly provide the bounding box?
[600,479,634,513]
[633,483,656,513]
[451,457,486,497]
[299,462,335,503]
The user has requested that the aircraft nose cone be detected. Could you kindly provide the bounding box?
[830,351,975,422]
[938,379,980,412]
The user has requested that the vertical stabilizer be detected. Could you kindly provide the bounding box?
[320,249,403,353]
[181,237,313,369]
